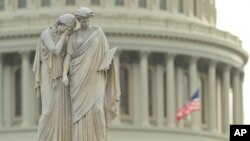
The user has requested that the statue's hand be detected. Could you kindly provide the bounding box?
[63,29,73,36]
[62,75,69,86]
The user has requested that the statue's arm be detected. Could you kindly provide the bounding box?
[49,32,67,55]
[62,53,71,86]
[53,32,68,55]
[42,30,68,55]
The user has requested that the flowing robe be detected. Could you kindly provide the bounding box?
[33,29,72,141]
[67,27,120,141]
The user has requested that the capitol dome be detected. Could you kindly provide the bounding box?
[0,0,248,141]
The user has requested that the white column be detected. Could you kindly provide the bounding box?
[151,0,158,11]
[168,0,174,13]
[156,65,164,127]
[76,0,87,6]
[3,64,11,127]
[176,66,184,127]
[104,0,114,8]
[189,57,200,130]
[232,70,241,124]
[208,61,217,132]
[112,51,121,125]
[166,54,176,128]
[197,0,202,19]
[140,51,149,126]
[239,73,244,123]
[20,52,31,126]
[52,0,63,7]
[5,0,12,11]
[201,0,206,21]
[187,0,194,16]
[128,0,137,9]
[132,63,141,126]
[0,54,3,128]
[28,0,36,9]
[221,65,230,134]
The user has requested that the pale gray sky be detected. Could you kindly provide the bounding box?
[216,0,250,124]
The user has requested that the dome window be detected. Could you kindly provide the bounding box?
[41,0,50,7]
[91,0,100,6]
[14,68,22,118]
[66,0,75,5]
[138,0,147,8]
[193,0,198,16]
[177,0,184,13]
[160,0,167,10]
[115,0,124,6]
[18,0,27,8]
[120,66,130,117]
[0,0,4,11]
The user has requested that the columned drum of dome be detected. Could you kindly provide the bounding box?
[0,0,248,141]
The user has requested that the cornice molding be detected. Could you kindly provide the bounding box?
[0,16,248,65]
[0,26,247,60]
[0,15,241,45]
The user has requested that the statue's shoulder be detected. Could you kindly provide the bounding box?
[90,26,103,33]
[91,25,99,30]
[68,29,79,40]
[40,28,51,40]
[91,26,105,36]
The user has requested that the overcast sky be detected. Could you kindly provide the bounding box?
[216,0,250,124]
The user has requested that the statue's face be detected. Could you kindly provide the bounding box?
[77,17,89,28]
[56,21,70,34]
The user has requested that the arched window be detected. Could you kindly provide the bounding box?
[41,0,50,7]
[193,0,198,16]
[148,68,153,117]
[66,0,75,5]
[115,0,124,6]
[138,0,146,8]
[91,0,100,5]
[18,0,26,8]
[14,68,22,117]
[183,73,190,102]
[160,0,167,10]
[163,71,167,118]
[0,0,4,11]
[216,76,222,131]
[229,88,233,124]
[200,76,206,125]
[183,73,190,124]
[120,66,130,117]
[177,0,184,13]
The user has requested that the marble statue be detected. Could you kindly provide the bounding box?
[62,7,121,141]
[33,14,76,141]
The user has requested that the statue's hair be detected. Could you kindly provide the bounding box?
[57,13,77,30]
[75,7,94,19]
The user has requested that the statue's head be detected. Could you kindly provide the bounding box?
[55,13,76,34]
[75,7,94,27]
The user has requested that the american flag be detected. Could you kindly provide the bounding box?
[175,89,201,123]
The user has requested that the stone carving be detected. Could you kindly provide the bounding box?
[33,13,76,141]
[33,7,120,141]
[62,7,121,141]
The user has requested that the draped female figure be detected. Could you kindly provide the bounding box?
[62,7,120,141]
[33,14,76,141]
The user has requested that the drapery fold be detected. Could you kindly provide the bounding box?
[67,27,120,141]
[33,29,72,141]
